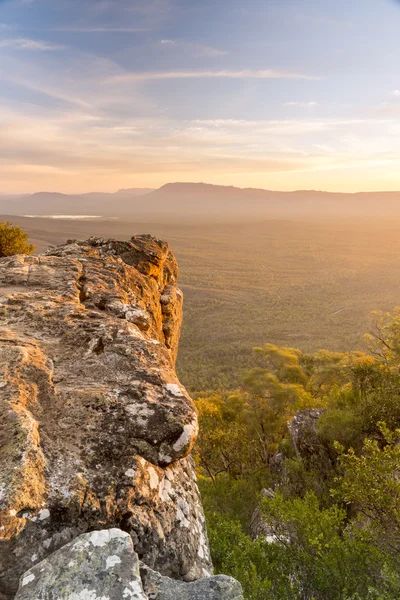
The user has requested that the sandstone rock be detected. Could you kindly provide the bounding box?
[141,564,244,600]
[0,237,212,598]
[14,529,147,600]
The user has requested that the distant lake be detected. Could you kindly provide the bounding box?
[23,215,117,220]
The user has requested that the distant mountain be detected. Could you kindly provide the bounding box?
[115,188,155,195]
[0,188,154,218]
[2,182,400,221]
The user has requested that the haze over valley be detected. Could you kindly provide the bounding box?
[5,183,400,221]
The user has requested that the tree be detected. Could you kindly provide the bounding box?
[0,221,35,257]
[335,423,400,569]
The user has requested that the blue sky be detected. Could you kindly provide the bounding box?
[1,0,400,193]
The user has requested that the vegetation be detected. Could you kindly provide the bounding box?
[10,215,400,392]
[0,221,35,257]
[7,216,400,596]
[195,311,400,599]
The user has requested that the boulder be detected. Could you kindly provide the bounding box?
[13,529,244,600]
[14,529,146,600]
[0,237,212,598]
[141,564,244,600]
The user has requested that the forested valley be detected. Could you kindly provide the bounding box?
[11,215,400,599]
[195,313,400,599]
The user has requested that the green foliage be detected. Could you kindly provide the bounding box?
[335,423,400,567]
[197,311,400,599]
[198,475,262,532]
[206,493,399,600]
[0,221,35,257]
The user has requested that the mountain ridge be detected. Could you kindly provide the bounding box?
[2,182,400,221]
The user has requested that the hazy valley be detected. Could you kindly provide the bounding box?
[5,207,400,393]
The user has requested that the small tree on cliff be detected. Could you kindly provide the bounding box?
[0,221,35,257]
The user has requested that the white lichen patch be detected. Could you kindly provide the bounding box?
[165,383,183,397]
[67,589,110,600]
[39,508,50,521]
[9,509,17,517]
[159,477,172,502]
[172,419,198,453]
[89,528,128,547]
[122,579,145,599]
[21,573,35,587]
[158,451,172,463]
[105,555,121,569]
[148,467,159,490]
[125,402,155,427]
[176,505,190,528]
[124,468,136,478]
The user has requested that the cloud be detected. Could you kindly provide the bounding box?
[158,39,227,57]
[0,38,63,51]
[391,90,400,97]
[294,14,351,26]
[109,69,321,84]
[283,101,318,107]
[55,26,148,33]
[4,74,93,108]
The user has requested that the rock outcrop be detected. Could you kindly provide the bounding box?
[0,236,214,598]
[287,409,327,460]
[13,529,243,600]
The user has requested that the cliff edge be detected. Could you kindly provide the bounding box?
[0,236,233,599]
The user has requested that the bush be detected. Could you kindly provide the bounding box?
[0,221,35,257]
[206,494,399,600]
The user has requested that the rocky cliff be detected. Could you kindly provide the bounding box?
[0,236,241,599]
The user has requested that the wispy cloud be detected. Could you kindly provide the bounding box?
[284,101,318,107]
[391,90,400,97]
[158,39,227,57]
[55,26,148,33]
[109,69,321,84]
[0,38,63,51]
[295,14,351,26]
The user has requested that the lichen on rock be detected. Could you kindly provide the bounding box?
[13,529,243,600]
[0,236,212,598]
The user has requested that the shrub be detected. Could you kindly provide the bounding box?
[0,221,35,257]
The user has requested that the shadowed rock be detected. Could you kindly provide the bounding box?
[141,563,244,600]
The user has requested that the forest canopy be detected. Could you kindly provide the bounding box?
[195,310,400,599]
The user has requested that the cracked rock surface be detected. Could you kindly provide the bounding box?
[0,236,212,598]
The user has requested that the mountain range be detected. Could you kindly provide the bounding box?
[2,182,400,221]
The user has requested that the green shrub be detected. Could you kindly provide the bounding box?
[0,221,35,257]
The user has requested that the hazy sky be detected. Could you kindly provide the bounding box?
[2,0,400,193]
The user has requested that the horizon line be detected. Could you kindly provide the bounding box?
[5,182,400,197]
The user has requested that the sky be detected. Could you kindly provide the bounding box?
[2,0,400,193]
